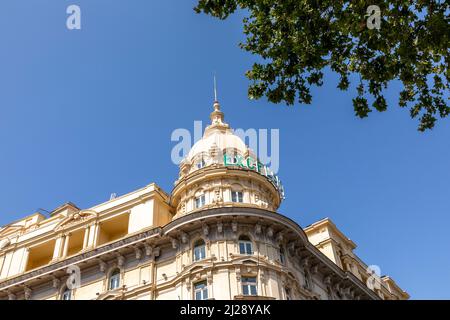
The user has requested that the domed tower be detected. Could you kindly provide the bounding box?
[171,100,283,219]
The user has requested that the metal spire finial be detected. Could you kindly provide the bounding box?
[213,74,218,102]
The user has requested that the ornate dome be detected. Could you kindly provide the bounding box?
[171,99,283,219]
[178,100,255,178]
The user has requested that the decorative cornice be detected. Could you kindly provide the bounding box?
[0,227,162,291]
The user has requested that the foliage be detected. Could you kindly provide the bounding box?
[195,0,449,131]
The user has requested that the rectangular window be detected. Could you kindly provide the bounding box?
[194,281,208,300]
[195,195,205,209]
[231,191,243,203]
[239,241,253,255]
[193,244,206,261]
[242,277,257,296]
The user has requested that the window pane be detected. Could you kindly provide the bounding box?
[194,245,206,261]
[239,243,245,254]
[242,285,249,296]
[110,273,120,290]
[248,277,256,283]
[194,249,199,261]
[250,285,257,295]
[246,243,252,254]
[195,282,208,300]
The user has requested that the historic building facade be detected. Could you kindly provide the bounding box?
[0,100,408,300]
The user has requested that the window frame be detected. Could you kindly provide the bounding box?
[108,268,121,291]
[238,236,253,255]
[241,277,257,296]
[193,281,208,300]
[194,194,206,209]
[193,239,206,262]
[231,190,243,203]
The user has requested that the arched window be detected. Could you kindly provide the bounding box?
[61,286,72,300]
[193,239,206,261]
[279,246,286,264]
[108,268,121,290]
[238,235,253,255]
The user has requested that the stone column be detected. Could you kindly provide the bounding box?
[62,234,70,258]
[207,270,213,299]
[52,236,63,261]
[82,226,90,250]
[21,248,30,272]
[86,223,99,248]
[92,223,100,247]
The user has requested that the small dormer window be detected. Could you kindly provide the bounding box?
[196,158,206,169]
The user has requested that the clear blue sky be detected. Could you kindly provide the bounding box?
[0,1,449,299]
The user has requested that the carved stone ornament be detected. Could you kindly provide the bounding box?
[185,278,191,291]
[0,238,10,250]
[169,237,178,249]
[144,243,153,256]
[52,276,61,288]
[23,286,32,300]
[180,232,189,244]
[275,232,284,243]
[135,247,142,260]
[7,291,16,301]
[217,221,223,233]
[55,210,97,231]
[202,224,209,237]
[117,255,125,267]
[212,188,223,205]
